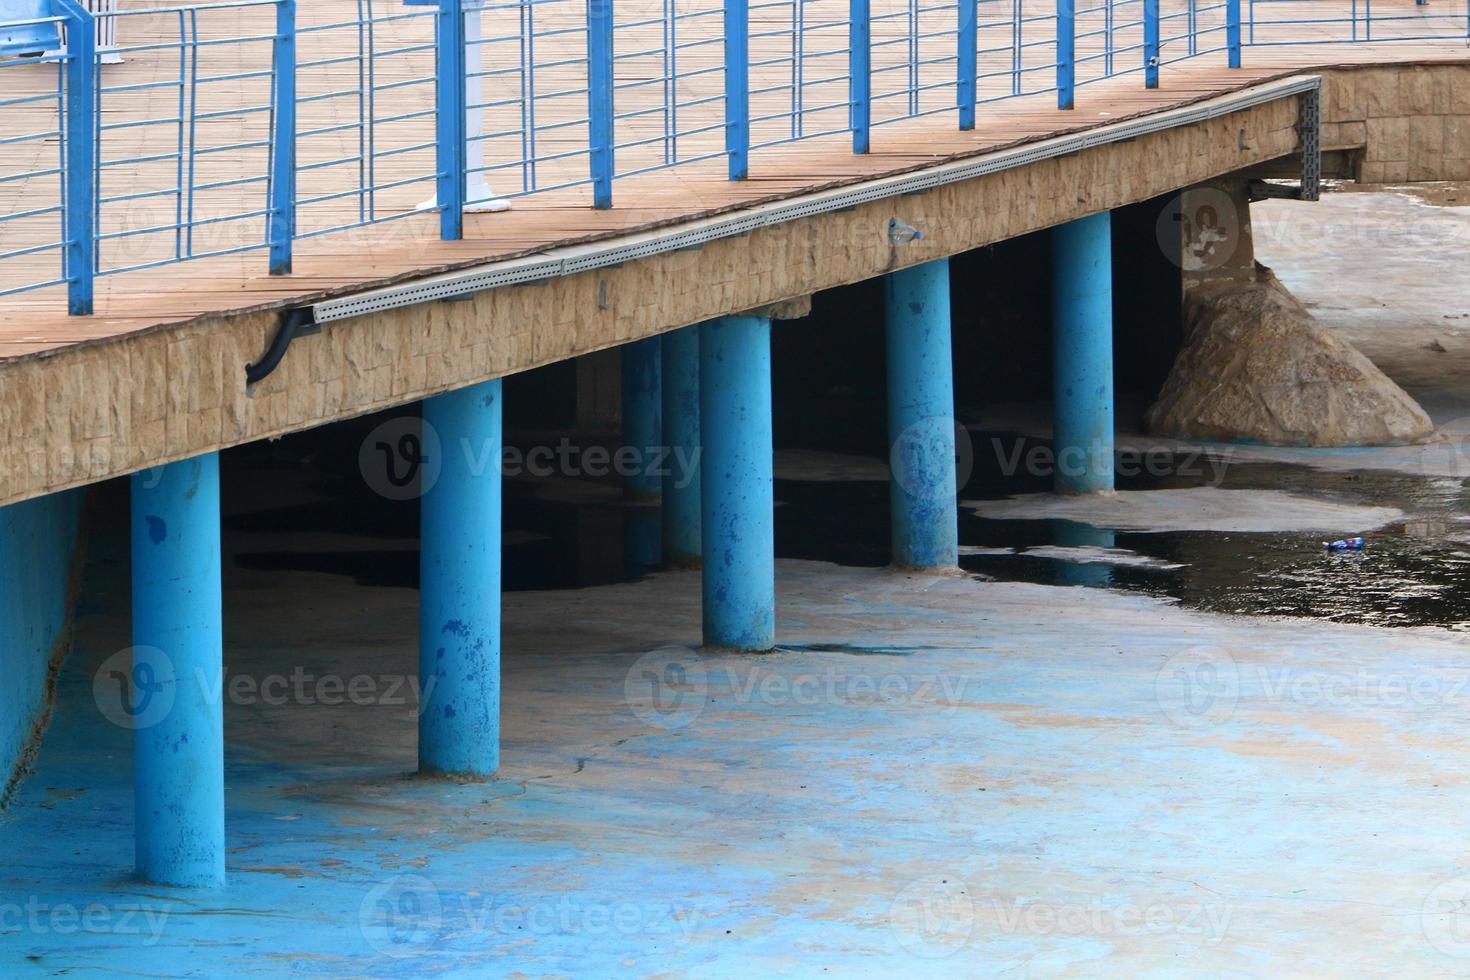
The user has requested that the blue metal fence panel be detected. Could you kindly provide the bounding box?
[0,0,1461,313]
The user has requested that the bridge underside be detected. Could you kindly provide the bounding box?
[0,51,1467,508]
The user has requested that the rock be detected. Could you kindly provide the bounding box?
[1145,263,1434,447]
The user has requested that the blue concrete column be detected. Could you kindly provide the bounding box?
[884,259,959,568]
[622,336,662,568]
[1051,211,1115,495]
[622,337,662,502]
[419,380,502,778]
[131,453,224,888]
[699,316,775,651]
[661,325,701,567]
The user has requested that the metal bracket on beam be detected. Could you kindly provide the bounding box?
[1298,87,1321,202]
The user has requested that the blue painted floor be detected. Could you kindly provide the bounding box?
[5,501,1470,976]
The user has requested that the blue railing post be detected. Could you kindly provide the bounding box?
[58,0,95,315]
[1143,0,1160,88]
[587,0,614,206]
[724,0,749,179]
[435,0,466,239]
[958,0,977,129]
[1226,0,1241,67]
[1057,0,1074,109]
[850,0,870,153]
[268,0,296,275]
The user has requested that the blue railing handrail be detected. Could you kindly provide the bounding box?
[0,0,1463,314]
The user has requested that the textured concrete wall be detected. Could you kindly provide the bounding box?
[0,488,85,807]
[0,63,1465,508]
[1318,65,1470,182]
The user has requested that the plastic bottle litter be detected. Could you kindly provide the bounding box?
[1324,536,1366,551]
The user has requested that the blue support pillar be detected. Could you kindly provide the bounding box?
[1051,211,1115,496]
[623,337,661,569]
[622,337,662,502]
[723,0,749,179]
[849,0,870,153]
[587,0,615,206]
[662,325,701,567]
[131,453,224,888]
[957,0,977,129]
[1057,0,1075,110]
[884,260,959,569]
[419,380,502,778]
[1143,0,1160,88]
[59,0,96,315]
[434,0,466,239]
[699,316,774,651]
[1226,0,1242,67]
[267,0,296,275]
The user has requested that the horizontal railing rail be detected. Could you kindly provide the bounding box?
[0,0,1460,314]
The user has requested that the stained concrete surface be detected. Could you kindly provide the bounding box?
[6,470,1470,976]
[965,487,1405,533]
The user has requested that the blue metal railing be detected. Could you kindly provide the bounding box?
[0,0,1463,314]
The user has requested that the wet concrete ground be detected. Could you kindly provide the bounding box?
[6,187,1470,975]
[7,479,1470,976]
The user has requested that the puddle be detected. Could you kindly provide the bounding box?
[221,424,1470,631]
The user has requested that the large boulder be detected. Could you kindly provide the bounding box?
[1145,264,1434,447]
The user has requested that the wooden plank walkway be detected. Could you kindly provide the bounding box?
[0,0,1465,360]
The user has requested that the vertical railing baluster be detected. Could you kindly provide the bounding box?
[1226,0,1241,65]
[958,0,976,129]
[1144,0,1159,88]
[587,0,614,205]
[59,0,96,315]
[850,0,869,152]
[435,0,465,239]
[724,0,749,178]
[268,0,296,275]
[1057,0,1074,109]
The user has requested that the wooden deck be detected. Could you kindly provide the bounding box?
[0,0,1466,360]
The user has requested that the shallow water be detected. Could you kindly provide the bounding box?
[222,425,1470,631]
[951,434,1470,630]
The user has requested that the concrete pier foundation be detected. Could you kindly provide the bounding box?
[130,453,225,887]
[1051,211,1115,495]
[884,259,959,568]
[699,315,775,651]
[418,380,502,778]
[661,324,701,567]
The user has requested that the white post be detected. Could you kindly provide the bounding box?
[46,0,123,64]
[418,5,512,213]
